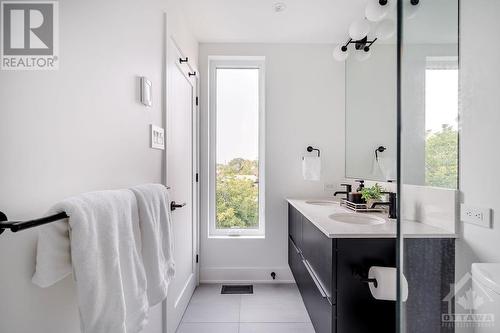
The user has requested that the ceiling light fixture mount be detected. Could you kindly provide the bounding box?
[274,2,287,13]
[334,37,377,61]
[342,36,378,53]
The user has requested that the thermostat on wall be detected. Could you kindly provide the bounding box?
[140,77,152,107]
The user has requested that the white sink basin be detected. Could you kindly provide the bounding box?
[328,213,386,225]
[305,200,337,206]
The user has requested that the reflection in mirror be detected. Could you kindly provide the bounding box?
[345,0,458,190]
[345,39,397,182]
[402,0,459,189]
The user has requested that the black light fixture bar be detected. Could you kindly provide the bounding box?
[341,37,378,53]
[379,0,419,5]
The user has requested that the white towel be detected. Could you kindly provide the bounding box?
[131,184,175,306]
[32,190,149,333]
[302,156,321,181]
[371,156,396,181]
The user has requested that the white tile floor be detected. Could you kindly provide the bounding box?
[177,284,315,333]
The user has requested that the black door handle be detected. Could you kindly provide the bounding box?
[170,201,186,211]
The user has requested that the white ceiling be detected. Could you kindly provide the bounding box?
[179,0,368,44]
[179,0,458,45]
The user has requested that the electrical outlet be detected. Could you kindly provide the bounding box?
[461,204,492,228]
[324,183,337,191]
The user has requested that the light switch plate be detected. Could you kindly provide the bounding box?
[150,125,165,150]
[461,204,492,228]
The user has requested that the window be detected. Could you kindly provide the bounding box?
[424,57,459,189]
[209,57,265,237]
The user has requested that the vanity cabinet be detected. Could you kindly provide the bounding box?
[288,204,456,333]
[288,205,395,333]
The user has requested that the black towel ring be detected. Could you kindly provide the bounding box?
[306,146,320,157]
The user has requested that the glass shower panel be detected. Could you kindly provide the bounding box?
[398,0,459,332]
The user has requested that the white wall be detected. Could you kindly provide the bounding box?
[0,1,197,332]
[456,0,500,310]
[198,43,345,282]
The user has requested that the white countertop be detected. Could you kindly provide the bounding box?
[287,198,457,239]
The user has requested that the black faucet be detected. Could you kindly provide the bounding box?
[334,184,352,199]
[371,192,397,219]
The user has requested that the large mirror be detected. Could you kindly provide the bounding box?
[345,40,397,182]
[345,0,458,189]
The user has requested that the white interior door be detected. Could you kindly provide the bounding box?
[165,37,198,333]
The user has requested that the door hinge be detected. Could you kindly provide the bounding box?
[196,173,199,182]
[195,97,199,106]
[196,254,199,263]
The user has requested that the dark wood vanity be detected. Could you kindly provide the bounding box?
[288,204,455,333]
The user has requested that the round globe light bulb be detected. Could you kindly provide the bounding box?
[349,19,370,41]
[333,44,349,61]
[355,49,372,62]
[365,0,390,22]
[404,0,421,19]
[375,18,396,40]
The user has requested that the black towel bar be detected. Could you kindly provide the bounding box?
[0,211,69,235]
[0,185,174,236]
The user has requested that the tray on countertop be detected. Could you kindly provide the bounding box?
[340,199,385,213]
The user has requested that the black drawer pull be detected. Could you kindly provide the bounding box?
[289,237,301,254]
[303,259,331,304]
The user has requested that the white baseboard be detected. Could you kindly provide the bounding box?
[200,266,295,284]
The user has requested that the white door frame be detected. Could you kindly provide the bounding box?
[162,21,200,332]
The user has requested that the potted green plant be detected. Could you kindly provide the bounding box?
[361,183,384,209]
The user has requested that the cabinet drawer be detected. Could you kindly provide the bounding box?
[288,205,303,250]
[301,216,334,300]
[301,258,335,333]
[289,237,306,290]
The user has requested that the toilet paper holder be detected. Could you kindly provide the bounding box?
[360,277,378,288]
[353,267,378,288]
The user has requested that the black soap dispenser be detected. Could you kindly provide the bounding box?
[355,180,365,192]
[347,180,365,204]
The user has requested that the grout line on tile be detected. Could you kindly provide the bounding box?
[238,294,242,325]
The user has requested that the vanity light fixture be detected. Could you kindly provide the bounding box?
[334,36,377,62]
[333,44,349,61]
[333,0,419,62]
[375,18,396,40]
[405,0,421,19]
[349,18,370,41]
[355,49,372,61]
[365,0,392,22]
